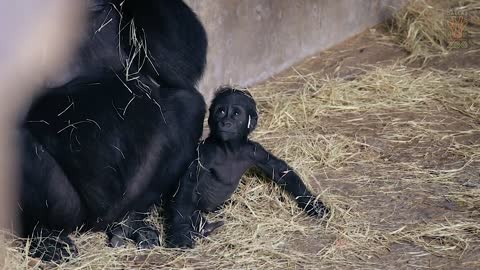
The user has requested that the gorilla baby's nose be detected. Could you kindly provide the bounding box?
[221,121,232,128]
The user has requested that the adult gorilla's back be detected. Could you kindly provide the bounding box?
[121,0,207,89]
[46,0,207,90]
[20,0,207,260]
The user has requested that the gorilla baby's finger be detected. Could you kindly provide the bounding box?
[299,198,329,219]
[307,202,329,218]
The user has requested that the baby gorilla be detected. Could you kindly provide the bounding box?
[166,87,328,247]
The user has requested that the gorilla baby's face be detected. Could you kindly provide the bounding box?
[209,94,254,142]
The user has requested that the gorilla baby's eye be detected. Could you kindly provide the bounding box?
[216,108,226,115]
[234,111,240,116]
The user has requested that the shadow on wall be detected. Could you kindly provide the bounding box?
[185,0,406,102]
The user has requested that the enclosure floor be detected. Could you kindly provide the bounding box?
[262,27,480,269]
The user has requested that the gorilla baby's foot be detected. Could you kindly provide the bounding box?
[28,230,78,262]
[190,211,224,237]
[166,225,195,249]
[200,220,224,237]
[133,225,161,249]
[167,234,194,249]
[108,219,160,249]
[166,220,223,248]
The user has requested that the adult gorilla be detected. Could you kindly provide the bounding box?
[20,0,207,260]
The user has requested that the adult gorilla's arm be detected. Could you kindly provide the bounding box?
[250,142,328,217]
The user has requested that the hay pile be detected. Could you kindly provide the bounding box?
[1,0,480,269]
[388,0,480,63]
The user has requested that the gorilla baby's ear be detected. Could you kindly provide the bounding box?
[247,114,258,133]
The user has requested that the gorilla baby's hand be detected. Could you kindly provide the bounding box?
[298,197,329,218]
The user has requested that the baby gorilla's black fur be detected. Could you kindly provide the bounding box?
[167,87,328,248]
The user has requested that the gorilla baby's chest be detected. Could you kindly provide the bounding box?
[210,158,251,184]
[201,151,251,185]
[196,154,251,211]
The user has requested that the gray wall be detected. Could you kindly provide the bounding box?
[185,0,405,101]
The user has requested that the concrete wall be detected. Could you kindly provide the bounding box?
[185,0,405,101]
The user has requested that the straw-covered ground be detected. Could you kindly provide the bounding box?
[2,0,480,269]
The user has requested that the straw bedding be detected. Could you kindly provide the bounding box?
[2,0,479,269]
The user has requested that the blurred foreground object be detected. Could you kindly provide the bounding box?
[0,0,84,261]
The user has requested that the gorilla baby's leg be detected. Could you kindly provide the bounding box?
[108,212,160,249]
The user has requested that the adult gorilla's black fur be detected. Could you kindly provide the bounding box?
[19,0,207,261]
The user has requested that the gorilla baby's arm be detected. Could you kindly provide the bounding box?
[249,141,328,217]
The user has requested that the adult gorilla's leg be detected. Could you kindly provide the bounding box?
[109,87,207,249]
[20,130,85,261]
